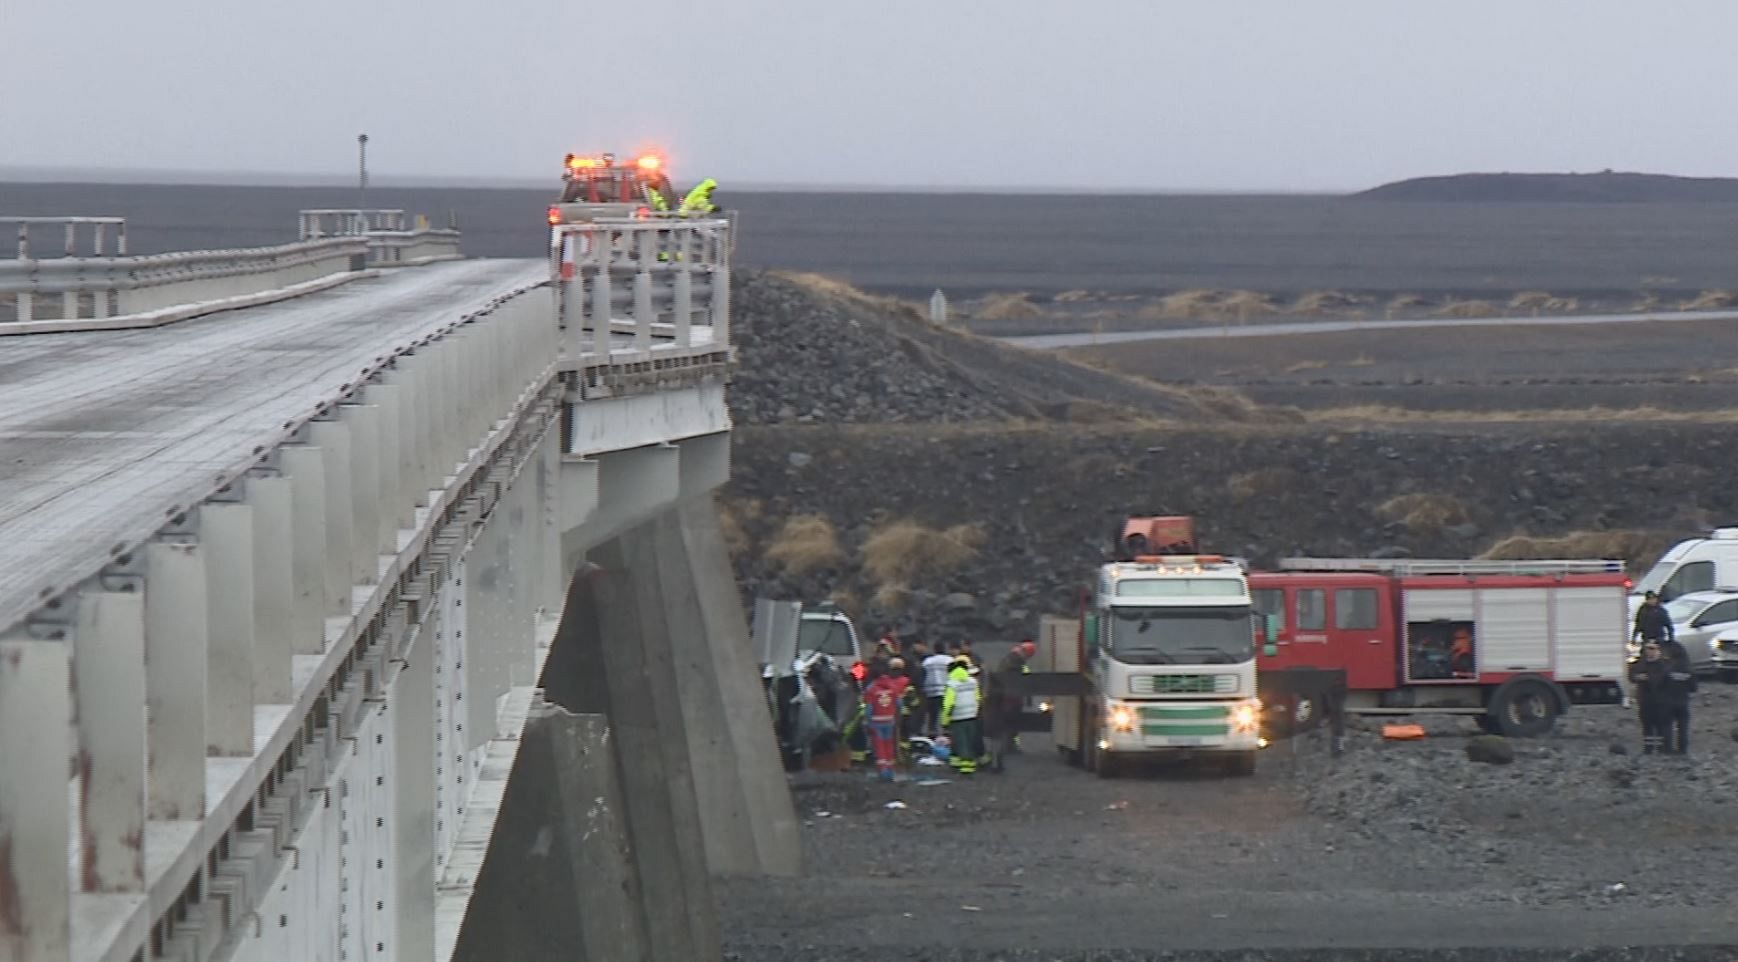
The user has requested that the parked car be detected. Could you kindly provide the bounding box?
[1657,589,1738,673]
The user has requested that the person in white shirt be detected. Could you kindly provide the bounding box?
[920,645,954,738]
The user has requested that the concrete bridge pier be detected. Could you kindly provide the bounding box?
[454,490,800,961]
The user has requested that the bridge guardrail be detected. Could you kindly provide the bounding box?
[0,210,463,325]
[551,215,732,372]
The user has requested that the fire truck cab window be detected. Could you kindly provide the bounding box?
[1295,589,1326,630]
[1334,588,1379,630]
[1661,561,1715,602]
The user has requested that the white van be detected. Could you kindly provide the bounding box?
[1630,528,1738,615]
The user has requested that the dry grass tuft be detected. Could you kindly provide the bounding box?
[1433,299,1499,319]
[976,292,1044,320]
[1228,467,1301,502]
[1291,290,1365,316]
[1306,405,1738,425]
[1479,530,1677,567]
[1140,289,1277,321]
[872,583,910,610]
[764,514,845,575]
[861,520,986,590]
[1378,493,1471,534]
[716,497,762,558]
[774,271,928,321]
[1680,290,1738,311]
[1386,294,1430,315]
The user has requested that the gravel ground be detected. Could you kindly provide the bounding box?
[722,686,1738,960]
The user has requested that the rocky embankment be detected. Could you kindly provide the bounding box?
[726,422,1731,642]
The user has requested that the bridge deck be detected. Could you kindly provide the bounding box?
[0,258,546,632]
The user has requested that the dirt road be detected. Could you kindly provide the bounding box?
[723,690,1738,961]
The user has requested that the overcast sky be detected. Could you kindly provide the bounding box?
[4,0,1735,191]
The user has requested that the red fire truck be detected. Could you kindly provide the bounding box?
[1249,557,1629,737]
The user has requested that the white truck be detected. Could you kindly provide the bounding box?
[1629,527,1738,611]
[1047,521,1264,777]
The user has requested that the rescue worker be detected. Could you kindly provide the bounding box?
[920,643,953,738]
[641,183,671,213]
[679,177,719,216]
[983,641,1037,773]
[1628,641,1668,754]
[862,663,907,781]
[1658,635,1696,755]
[940,655,982,774]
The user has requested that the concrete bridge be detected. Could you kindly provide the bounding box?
[0,208,800,962]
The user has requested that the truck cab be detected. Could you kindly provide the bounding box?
[546,152,675,227]
[1073,553,1264,776]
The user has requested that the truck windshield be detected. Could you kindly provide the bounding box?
[1633,562,1673,597]
[798,618,856,658]
[1107,606,1253,664]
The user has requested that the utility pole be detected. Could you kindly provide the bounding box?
[357,133,370,211]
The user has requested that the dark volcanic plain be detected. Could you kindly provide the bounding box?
[719,269,1738,961]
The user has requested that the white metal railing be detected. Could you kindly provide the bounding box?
[0,237,367,323]
[550,215,732,366]
[0,211,464,325]
[1277,557,1627,576]
[299,208,408,237]
[2,216,128,258]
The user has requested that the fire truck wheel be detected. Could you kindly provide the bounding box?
[1487,678,1561,738]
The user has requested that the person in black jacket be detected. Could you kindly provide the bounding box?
[1627,641,1668,754]
[1633,591,1674,645]
[1658,637,1697,755]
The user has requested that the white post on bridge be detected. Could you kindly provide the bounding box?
[73,587,149,893]
[204,497,258,757]
[249,466,297,704]
[310,415,355,618]
[144,536,210,820]
[0,635,72,961]
[280,440,332,654]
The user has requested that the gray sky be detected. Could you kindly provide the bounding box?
[5,0,1735,191]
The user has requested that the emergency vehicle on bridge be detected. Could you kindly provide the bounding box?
[1251,557,1630,737]
[546,151,675,226]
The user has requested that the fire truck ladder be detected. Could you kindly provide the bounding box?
[1276,557,1626,576]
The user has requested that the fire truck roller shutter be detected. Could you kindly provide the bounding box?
[1483,673,1566,738]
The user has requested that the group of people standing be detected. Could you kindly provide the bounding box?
[853,636,1037,779]
[1630,590,1696,755]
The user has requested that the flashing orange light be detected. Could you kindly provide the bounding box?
[635,154,662,171]
[567,156,598,170]
[546,205,562,226]
[849,661,868,682]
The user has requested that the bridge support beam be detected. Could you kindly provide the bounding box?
[309,419,354,619]
[531,541,722,962]
[452,707,650,962]
[657,497,803,876]
[249,471,295,704]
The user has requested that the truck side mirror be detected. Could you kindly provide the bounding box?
[1257,613,1280,657]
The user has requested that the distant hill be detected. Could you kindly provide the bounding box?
[1358,171,1738,203]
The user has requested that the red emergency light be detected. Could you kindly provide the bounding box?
[546,206,562,225]
[850,661,867,682]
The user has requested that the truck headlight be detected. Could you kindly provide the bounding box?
[1107,705,1137,733]
[1230,700,1260,734]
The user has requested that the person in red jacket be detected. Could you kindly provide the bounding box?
[862,665,910,781]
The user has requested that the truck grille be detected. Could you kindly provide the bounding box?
[1138,703,1231,737]
[1129,673,1238,695]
